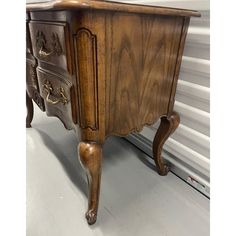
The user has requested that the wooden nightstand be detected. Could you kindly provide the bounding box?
[26,0,200,225]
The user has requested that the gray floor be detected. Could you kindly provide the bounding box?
[27,104,209,236]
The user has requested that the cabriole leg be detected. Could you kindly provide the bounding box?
[26,91,34,128]
[152,112,180,176]
[78,141,102,225]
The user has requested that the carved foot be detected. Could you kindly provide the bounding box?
[26,91,34,128]
[86,209,97,225]
[78,142,102,225]
[153,112,180,176]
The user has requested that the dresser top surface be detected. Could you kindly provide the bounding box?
[26,0,200,17]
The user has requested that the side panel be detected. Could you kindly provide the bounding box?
[72,11,106,142]
[126,2,210,197]
[105,12,183,136]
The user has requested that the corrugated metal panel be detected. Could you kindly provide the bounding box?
[123,0,210,197]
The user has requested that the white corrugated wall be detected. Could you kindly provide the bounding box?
[120,0,210,197]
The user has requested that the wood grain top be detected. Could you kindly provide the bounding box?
[26,0,200,17]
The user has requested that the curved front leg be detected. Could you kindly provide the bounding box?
[152,112,180,176]
[78,141,102,225]
[26,91,34,128]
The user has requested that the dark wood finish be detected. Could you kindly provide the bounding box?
[26,60,46,111]
[74,28,99,131]
[105,13,183,136]
[37,68,75,130]
[72,10,107,143]
[167,17,190,114]
[26,0,200,17]
[29,21,72,74]
[153,112,180,176]
[26,14,45,113]
[26,0,200,225]
[78,142,102,225]
[26,91,34,128]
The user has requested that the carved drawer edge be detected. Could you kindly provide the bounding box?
[73,28,99,131]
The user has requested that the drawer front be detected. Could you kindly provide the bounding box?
[26,22,32,54]
[37,68,74,129]
[26,60,38,92]
[29,21,71,73]
[26,60,45,111]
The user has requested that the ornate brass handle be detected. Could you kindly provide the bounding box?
[38,47,53,58]
[36,31,62,58]
[43,80,68,105]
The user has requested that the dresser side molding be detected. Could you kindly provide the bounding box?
[74,28,99,131]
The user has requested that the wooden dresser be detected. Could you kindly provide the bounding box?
[26,0,200,225]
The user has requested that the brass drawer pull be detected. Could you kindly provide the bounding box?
[36,31,62,58]
[43,80,68,105]
[39,47,53,58]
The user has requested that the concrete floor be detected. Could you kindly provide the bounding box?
[26,104,209,236]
